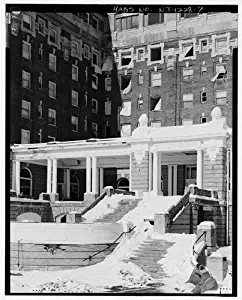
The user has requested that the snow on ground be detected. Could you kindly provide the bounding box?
[84,194,136,222]
[119,194,181,227]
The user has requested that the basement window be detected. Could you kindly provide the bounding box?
[183,68,193,81]
[183,93,193,108]
[201,117,207,124]
[151,47,162,62]
[150,97,161,111]
[121,74,131,90]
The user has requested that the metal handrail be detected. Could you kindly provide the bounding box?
[192,231,207,255]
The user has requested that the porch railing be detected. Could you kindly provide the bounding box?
[168,190,191,222]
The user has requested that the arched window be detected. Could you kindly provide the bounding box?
[70,174,79,201]
[20,168,32,197]
[117,177,129,191]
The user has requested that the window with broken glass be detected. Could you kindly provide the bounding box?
[121,51,132,67]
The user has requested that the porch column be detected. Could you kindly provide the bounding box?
[86,156,91,193]
[66,169,70,198]
[99,167,104,193]
[47,159,52,193]
[153,150,158,193]
[148,152,153,191]
[52,159,57,193]
[92,156,97,194]
[15,160,20,195]
[197,149,203,188]
[158,152,162,193]
[173,165,178,195]
[129,154,132,191]
[11,160,16,191]
[168,165,172,196]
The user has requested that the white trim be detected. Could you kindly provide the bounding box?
[147,42,164,66]
[21,129,30,144]
[199,38,209,53]
[20,167,32,197]
[72,65,78,81]
[21,100,31,119]
[48,81,56,99]
[136,47,146,62]
[179,38,196,61]
[118,47,134,70]
[211,32,230,57]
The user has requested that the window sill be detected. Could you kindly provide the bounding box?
[71,130,78,133]
[48,124,56,127]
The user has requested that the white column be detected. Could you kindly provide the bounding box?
[153,150,158,193]
[158,152,162,192]
[168,165,172,196]
[66,169,70,198]
[173,165,178,195]
[47,159,52,193]
[12,160,16,191]
[148,152,153,191]
[86,156,91,193]
[92,156,97,194]
[129,154,132,191]
[15,160,20,195]
[197,149,203,188]
[52,159,57,193]
[99,167,104,193]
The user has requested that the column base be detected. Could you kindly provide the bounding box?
[149,190,163,197]
[84,192,98,205]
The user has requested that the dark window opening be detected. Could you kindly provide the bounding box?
[121,52,131,66]
[151,47,161,62]
[121,75,131,90]
[183,13,198,19]
[93,53,98,65]
[137,98,144,110]
[92,17,98,29]
[185,46,194,57]
[105,125,111,138]
[150,97,160,111]
[148,13,164,25]
[201,40,208,52]
[201,91,207,103]
[201,117,207,124]
[60,215,66,223]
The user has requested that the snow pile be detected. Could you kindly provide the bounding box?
[155,233,197,293]
[84,194,135,222]
[119,195,181,227]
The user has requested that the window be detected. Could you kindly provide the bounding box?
[48,109,56,126]
[150,97,161,111]
[38,19,45,35]
[48,136,56,142]
[84,45,90,59]
[84,117,88,131]
[72,91,78,107]
[105,99,111,115]
[181,13,198,19]
[121,124,131,137]
[22,71,31,89]
[182,119,193,126]
[92,74,98,89]
[151,121,161,128]
[38,74,43,89]
[201,65,207,76]
[49,81,56,99]
[21,100,30,119]
[38,129,42,143]
[22,41,31,60]
[121,51,132,67]
[121,74,131,90]
[92,122,98,137]
[105,123,111,138]
[137,97,143,109]
[150,47,161,62]
[38,102,43,118]
[92,99,98,114]
[138,73,144,85]
[186,166,197,179]
[92,51,99,66]
[72,65,78,81]
[84,93,88,106]
[22,14,32,30]
[20,168,32,196]
[215,39,227,52]
[151,71,162,87]
[98,19,104,32]
[49,54,56,72]
[72,41,79,56]
[216,90,227,105]
[182,43,194,58]
[21,129,30,144]
[137,48,145,61]
[71,116,78,131]
[120,101,131,116]
[147,13,164,25]
[201,40,208,52]
[201,91,207,103]
[105,78,112,91]
[183,68,193,81]
[92,16,98,30]
[49,29,57,44]
[183,93,193,108]
[115,15,139,32]
[83,13,89,23]
[39,47,43,60]
[201,117,207,124]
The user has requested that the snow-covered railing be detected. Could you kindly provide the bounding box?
[168,190,190,222]
[78,190,107,218]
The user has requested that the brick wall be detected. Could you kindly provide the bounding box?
[203,147,227,200]
[130,151,149,193]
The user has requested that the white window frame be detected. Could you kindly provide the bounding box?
[186,165,197,180]
[48,81,56,99]
[201,65,207,76]
[137,97,144,110]
[72,40,79,56]
[92,74,98,89]
[22,41,31,60]
[105,77,112,91]
[136,47,145,62]
[200,90,207,103]
[105,99,111,116]
[92,98,98,114]
[182,119,193,126]
[147,43,164,65]
[39,47,43,60]
[92,49,99,66]
[48,109,56,126]
[150,71,162,87]
[138,73,144,85]
[179,38,196,61]
[199,38,209,53]
[22,70,31,89]
[216,90,227,105]
[92,16,98,30]
[72,65,78,81]
[21,129,30,144]
[71,116,78,132]
[49,28,57,44]
[49,53,56,72]
[211,32,230,57]
[92,122,98,137]
[21,100,31,119]
[183,67,194,81]
[183,93,193,108]
[22,14,32,31]
[84,45,90,59]
[72,90,78,107]
[118,48,134,70]
[38,18,45,36]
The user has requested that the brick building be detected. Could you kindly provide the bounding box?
[108,12,238,136]
[7,11,122,199]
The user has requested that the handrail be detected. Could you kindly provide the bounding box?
[79,190,107,218]
[82,226,137,262]
[168,190,190,221]
[193,231,207,256]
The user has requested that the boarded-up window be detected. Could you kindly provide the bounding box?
[183,93,193,108]
[216,90,227,105]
